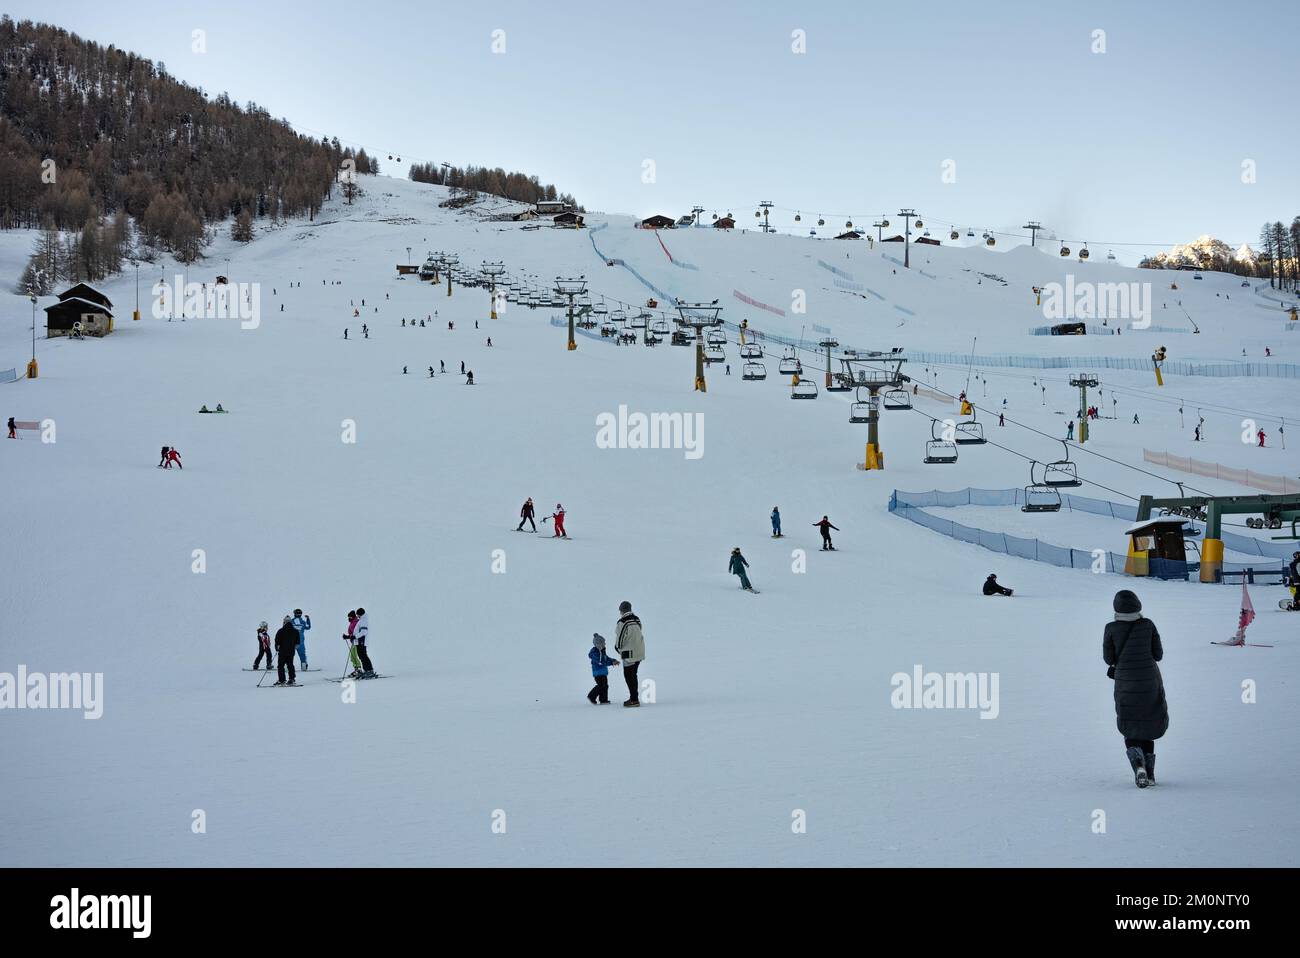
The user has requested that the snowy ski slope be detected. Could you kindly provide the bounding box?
[1,176,1296,867]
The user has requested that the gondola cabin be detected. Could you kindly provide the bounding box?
[1123,518,1190,580]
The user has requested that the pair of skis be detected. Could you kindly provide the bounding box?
[325,674,389,683]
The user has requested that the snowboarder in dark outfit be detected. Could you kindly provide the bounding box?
[587,633,619,704]
[613,601,644,707]
[253,621,273,670]
[158,445,170,467]
[274,615,299,685]
[982,574,1013,596]
[771,507,782,537]
[1103,590,1168,788]
[729,547,754,591]
[813,516,839,550]
[516,497,537,532]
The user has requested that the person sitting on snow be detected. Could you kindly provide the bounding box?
[983,573,1013,596]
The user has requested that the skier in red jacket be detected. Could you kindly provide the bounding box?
[165,447,183,470]
[544,504,567,538]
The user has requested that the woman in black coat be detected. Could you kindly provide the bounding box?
[1102,590,1168,788]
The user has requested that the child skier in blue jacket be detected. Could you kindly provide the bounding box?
[587,633,620,704]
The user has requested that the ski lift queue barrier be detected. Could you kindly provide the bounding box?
[888,487,1272,577]
[0,367,18,384]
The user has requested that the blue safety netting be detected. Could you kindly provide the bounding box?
[888,488,1277,577]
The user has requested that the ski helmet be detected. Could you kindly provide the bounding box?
[283,615,292,624]
[259,621,268,629]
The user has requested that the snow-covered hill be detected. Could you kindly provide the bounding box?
[2,176,1297,867]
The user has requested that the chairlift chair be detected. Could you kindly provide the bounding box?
[883,388,912,410]
[849,387,873,423]
[742,362,767,381]
[954,420,986,445]
[925,438,958,464]
[704,345,725,362]
[706,328,726,346]
[741,344,763,359]
[1022,464,1063,512]
[631,312,648,328]
[1022,485,1062,513]
[779,356,800,375]
[826,374,853,393]
[1043,444,1083,488]
[651,318,670,334]
[791,380,818,400]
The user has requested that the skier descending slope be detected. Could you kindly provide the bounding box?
[729,547,756,592]
[771,507,782,538]
[613,601,644,708]
[1102,590,1169,788]
[353,607,376,678]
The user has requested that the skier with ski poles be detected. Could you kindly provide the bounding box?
[342,610,363,677]
[253,621,273,671]
[353,607,375,677]
[729,547,755,592]
[274,615,299,686]
[543,504,567,538]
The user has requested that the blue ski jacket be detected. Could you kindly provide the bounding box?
[589,647,618,677]
[292,614,311,641]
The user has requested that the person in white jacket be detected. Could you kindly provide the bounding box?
[353,608,375,677]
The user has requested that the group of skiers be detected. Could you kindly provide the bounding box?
[515,497,566,537]
[255,607,374,684]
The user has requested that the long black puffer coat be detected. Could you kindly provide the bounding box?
[1102,616,1169,740]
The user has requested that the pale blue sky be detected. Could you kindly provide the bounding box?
[6,0,1297,253]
